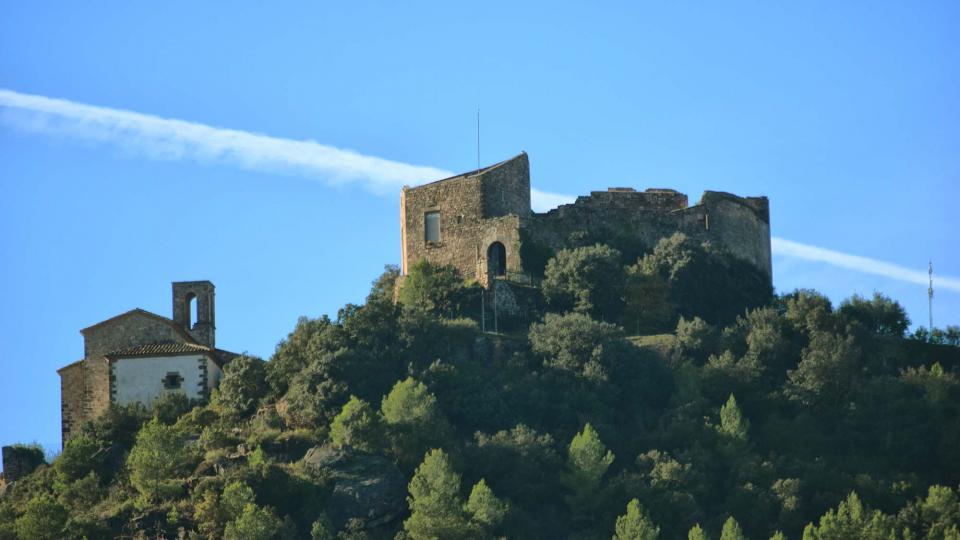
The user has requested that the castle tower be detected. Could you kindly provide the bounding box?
[172,281,216,347]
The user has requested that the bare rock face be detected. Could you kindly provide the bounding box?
[302,445,406,529]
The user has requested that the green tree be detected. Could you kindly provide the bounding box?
[126,417,193,502]
[214,354,268,419]
[266,315,336,397]
[381,378,448,468]
[54,434,100,486]
[222,481,257,522]
[719,394,750,441]
[14,494,67,540]
[787,332,861,410]
[839,292,910,337]
[781,289,836,335]
[403,449,475,539]
[769,532,787,540]
[676,317,719,363]
[329,395,383,452]
[466,478,509,530]
[915,485,960,539]
[542,244,626,319]
[623,267,676,334]
[224,503,282,540]
[720,517,746,540]
[638,233,770,326]
[398,258,476,317]
[803,492,897,540]
[564,423,615,514]
[613,498,660,540]
[529,312,626,383]
[310,513,336,540]
[688,524,710,540]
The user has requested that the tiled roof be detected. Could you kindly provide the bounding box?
[104,341,240,368]
[105,342,213,358]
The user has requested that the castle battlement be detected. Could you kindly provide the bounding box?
[400,153,771,286]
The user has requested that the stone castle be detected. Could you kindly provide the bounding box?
[56,282,237,444]
[48,152,770,448]
[401,152,771,286]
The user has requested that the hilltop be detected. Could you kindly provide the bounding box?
[2,234,960,539]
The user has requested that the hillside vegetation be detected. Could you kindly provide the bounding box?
[2,233,960,539]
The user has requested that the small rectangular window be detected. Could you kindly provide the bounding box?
[425,212,440,243]
[163,372,183,390]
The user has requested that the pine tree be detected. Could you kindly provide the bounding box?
[466,478,509,530]
[564,423,615,511]
[720,517,746,540]
[14,494,67,540]
[688,523,710,540]
[330,395,383,452]
[126,417,192,502]
[719,394,749,440]
[403,449,475,539]
[613,498,660,540]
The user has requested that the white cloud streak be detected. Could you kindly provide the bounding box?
[772,237,960,293]
[2,89,955,293]
[0,88,452,195]
[530,188,576,212]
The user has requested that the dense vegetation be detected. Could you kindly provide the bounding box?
[2,233,960,539]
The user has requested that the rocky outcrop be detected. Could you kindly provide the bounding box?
[301,445,406,529]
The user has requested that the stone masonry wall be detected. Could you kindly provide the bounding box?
[79,313,192,432]
[402,154,530,284]
[523,188,771,279]
[401,155,771,286]
[172,281,216,348]
[58,361,85,444]
[480,152,531,218]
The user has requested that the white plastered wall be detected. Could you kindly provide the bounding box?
[113,353,206,406]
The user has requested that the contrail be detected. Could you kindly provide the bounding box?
[0,88,451,195]
[1,89,954,292]
[771,237,960,293]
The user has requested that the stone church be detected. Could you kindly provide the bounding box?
[57,281,236,444]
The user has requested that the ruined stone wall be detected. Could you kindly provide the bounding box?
[1,446,44,483]
[522,188,771,279]
[400,154,770,288]
[58,360,85,444]
[673,192,772,277]
[80,314,191,426]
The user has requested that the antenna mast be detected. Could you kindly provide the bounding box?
[928,261,934,332]
[476,108,481,174]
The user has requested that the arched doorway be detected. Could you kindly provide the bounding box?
[487,242,506,278]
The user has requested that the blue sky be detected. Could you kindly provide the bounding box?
[1,1,958,454]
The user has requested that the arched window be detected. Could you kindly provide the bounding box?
[187,293,197,329]
[487,242,507,277]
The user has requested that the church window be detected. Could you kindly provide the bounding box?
[425,211,440,242]
[162,372,184,390]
